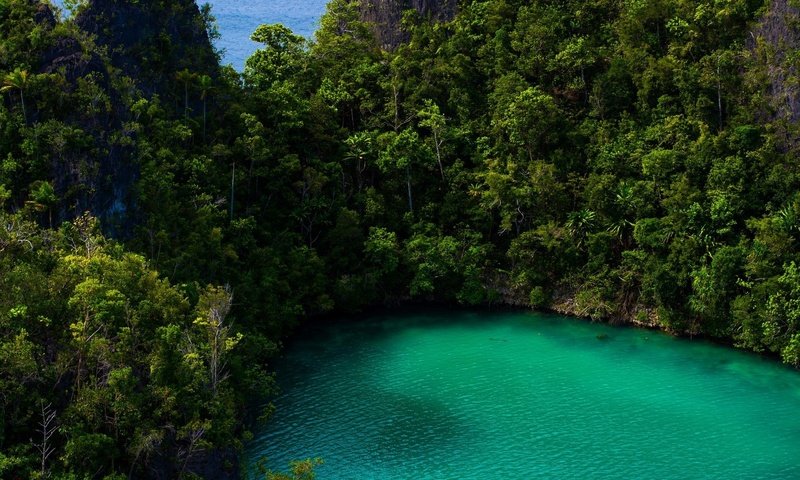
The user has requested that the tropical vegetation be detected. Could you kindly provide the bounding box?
[2,0,800,477]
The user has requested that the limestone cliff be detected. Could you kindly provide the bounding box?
[75,0,218,96]
[750,0,800,127]
[33,0,219,236]
[359,0,458,49]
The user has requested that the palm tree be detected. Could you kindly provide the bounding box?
[198,75,213,142]
[778,205,799,235]
[608,182,636,246]
[174,69,197,119]
[566,208,597,248]
[1,68,30,123]
[344,132,372,192]
[28,181,57,228]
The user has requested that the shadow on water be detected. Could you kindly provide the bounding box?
[370,390,475,461]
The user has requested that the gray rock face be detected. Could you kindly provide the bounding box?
[751,0,800,125]
[75,0,218,96]
[359,0,458,49]
[38,0,219,236]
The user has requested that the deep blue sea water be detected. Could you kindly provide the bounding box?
[193,0,328,69]
[49,0,328,70]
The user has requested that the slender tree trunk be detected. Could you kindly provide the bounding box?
[393,82,400,132]
[581,67,588,102]
[230,161,235,220]
[184,84,188,119]
[20,91,27,124]
[178,428,205,479]
[37,402,56,479]
[433,130,445,182]
[75,354,82,396]
[656,22,661,50]
[717,57,723,129]
[211,326,220,395]
[202,98,207,143]
[358,157,365,192]
[406,164,413,213]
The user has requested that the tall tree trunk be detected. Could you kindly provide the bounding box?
[230,161,235,220]
[717,57,723,129]
[393,82,400,132]
[20,91,27,124]
[37,403,56,479]
[406,164,413,213]
[433,130,445,182]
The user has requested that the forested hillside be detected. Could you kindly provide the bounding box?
[3,0,800,477]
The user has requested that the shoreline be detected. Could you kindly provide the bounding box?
[284,294,792,370]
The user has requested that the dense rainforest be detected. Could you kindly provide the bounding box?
[2,0,800,477]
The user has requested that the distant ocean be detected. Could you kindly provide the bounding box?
[49,0,329,70]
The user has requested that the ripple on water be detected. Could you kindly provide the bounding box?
[245,311,800,479]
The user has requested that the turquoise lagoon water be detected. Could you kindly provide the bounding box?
[49,0,328,69]
[245,310,800,479]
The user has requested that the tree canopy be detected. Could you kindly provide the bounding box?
[2,0,800,477]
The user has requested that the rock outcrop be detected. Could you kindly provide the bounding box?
[750,0,800,126]
[75,0,218,96]
[30,0,219,236]
[359,0,458,49]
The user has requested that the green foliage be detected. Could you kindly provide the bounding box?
[764,262,800,365]
[0,212,271,478]
[262,458,323,480]
[4,0,800,477]
[529,286,549,309]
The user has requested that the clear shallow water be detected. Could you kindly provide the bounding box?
[50,0,328,70]
[245,310,800,479]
